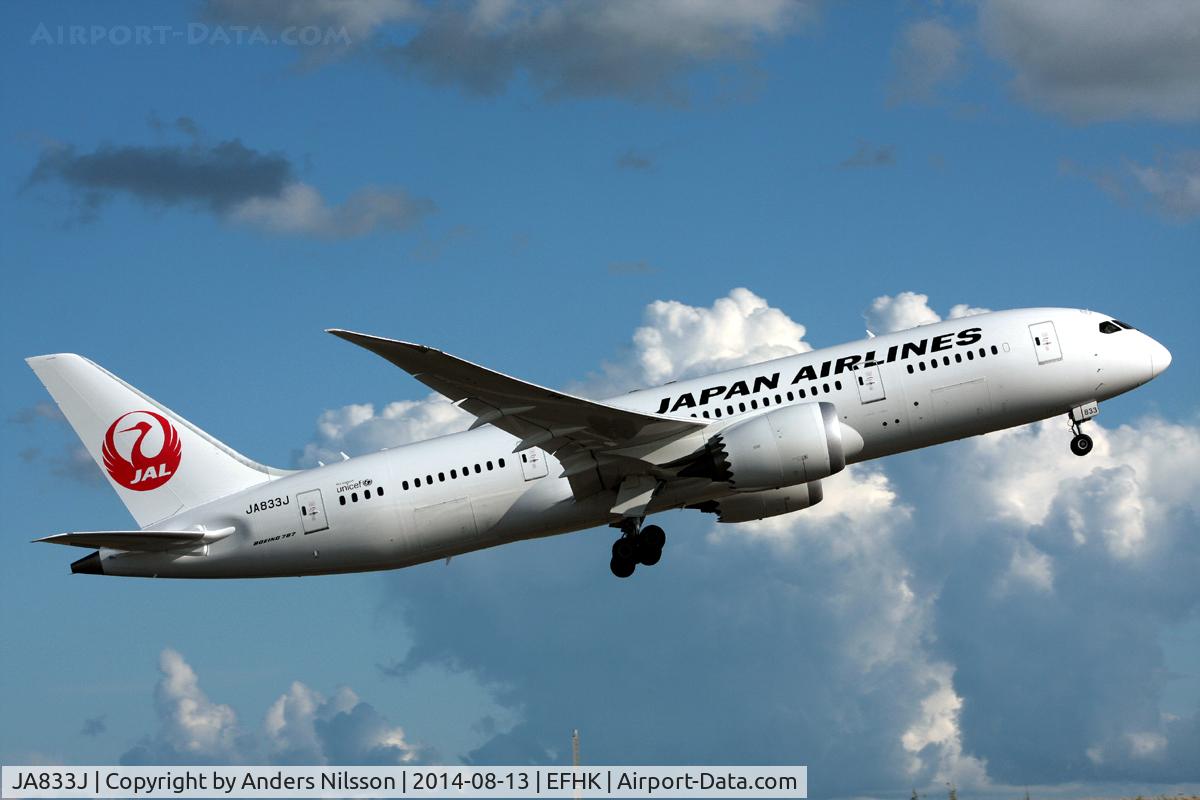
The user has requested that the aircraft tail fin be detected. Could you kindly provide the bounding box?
[26,354,291,528]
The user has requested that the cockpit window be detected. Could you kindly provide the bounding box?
[1114,320,1136,330]
[1099,321,1122,334]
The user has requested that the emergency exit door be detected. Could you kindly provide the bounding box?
[520,449,549,480]
[1029,321,1063,364]
[297,489,329,534]
[855,365,886,404]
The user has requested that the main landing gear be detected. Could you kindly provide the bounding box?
[1068,401,1098,457]
[609,519,666,578]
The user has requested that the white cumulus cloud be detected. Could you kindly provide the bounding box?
[864,292,991,335]
[123,650,423,765]
[121,649,242,764]
[582,287,812,395]
[296,396,472,466]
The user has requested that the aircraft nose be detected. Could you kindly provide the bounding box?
[1149,337,1172,379]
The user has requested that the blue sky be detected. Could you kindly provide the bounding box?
[1,2,1197,797]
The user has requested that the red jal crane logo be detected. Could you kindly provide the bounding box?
[102,410,182,491]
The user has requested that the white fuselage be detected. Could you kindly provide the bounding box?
[96,307,1170,578]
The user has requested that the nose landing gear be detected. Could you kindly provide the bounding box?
[609,519,666,578]
[1068,401,1099,457]
[1070,430,1093,456]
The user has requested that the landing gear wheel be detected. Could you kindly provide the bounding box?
[637,542,662,566]
[609,556,635,578]
[612,536,637,563]
[608,520,667,576]
[642,525,666,550]
[636,525,665,566]
[1070,433,1093,457]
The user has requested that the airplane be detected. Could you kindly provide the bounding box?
[27,306,1171,579]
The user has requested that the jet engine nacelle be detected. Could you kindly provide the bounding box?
[696,481,824,523]
[713,402,861,492]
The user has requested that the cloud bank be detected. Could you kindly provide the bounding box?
[980,0,1200,122]
[201,0,813,106]
[121,649,424,765]
[297,289,1197,796]
[26,131,433,238]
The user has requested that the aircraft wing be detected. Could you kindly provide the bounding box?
[327,329,706,471]
[35,528,234,551]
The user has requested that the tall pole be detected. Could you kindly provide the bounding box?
[572,729,581,800]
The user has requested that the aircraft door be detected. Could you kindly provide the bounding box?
[520,449,549,480]
[297,489,329,534]
[855,365,886,404]
[1029,321,1063,364]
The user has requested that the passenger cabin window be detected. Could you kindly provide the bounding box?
[499,458,506,469]
[377,486,384,496]
[339,495,346,506]
[1099,320,1122,334]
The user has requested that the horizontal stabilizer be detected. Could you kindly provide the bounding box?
[34,527,234,552]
